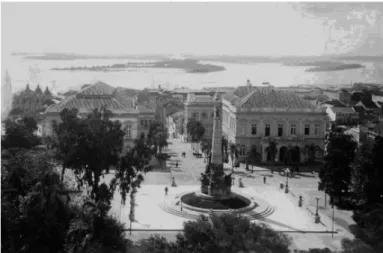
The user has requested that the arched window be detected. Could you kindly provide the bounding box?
[202,112,207,119]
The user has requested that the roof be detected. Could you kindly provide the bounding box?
[362,100,379,109]
[201,87,236,93]
[223,86,319,111]
[172,87,201,94]
[46,81,153,115]
[330,107,357,114]
[186,94,215,104]
[321,99,345,107]
[352,106,365,113]
[77,81,115,97]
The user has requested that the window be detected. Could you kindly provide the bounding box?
[192,112,197,118]
[211,112,214,119]
[125,125,132,138]
[141,120,144,126]
[241,124,245,135]
[315,124,320,135]
[304,124,310,135]
[291,124,296,135]
[240,145,246,156]
[265,124,270,136]
[202,112,207,119]
[251,124,257,135]
[144,120,148,127]
[278,124,283,137]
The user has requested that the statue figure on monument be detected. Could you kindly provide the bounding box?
[214,105,220,119]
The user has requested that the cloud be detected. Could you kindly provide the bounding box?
[299,3,383,55]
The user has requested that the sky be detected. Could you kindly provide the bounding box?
[2,2,383,56]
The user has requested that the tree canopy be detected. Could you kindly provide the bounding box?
[319,132,357,205]
[135,213,291,253]
[186,118,205,142]
[2,116,41,149]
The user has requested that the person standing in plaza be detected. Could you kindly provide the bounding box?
[176,161,178,168]
[263,176,266,184]
[165,186,168,196]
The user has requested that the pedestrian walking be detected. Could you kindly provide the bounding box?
[263,176,266,184]
[165,186,168,196]
[176,161,178,168]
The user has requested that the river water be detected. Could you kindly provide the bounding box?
[2,55,383,93]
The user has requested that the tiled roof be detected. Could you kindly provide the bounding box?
[78,81,115,96]
[223,86,318,110]
[330,107,357,114]
[46,81,139,114]
[320,99,345,107]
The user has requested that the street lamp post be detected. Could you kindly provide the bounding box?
[332,204,335,238]
[285,169,289,193]
[315,197,321,223]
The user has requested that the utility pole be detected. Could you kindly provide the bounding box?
[332,204,335,238]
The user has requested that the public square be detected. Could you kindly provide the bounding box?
[108,138,356,251]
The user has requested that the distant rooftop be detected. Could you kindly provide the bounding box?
[46,81,153,115]
[223,86,320,111]
[330,107,357,114]
[186,94,215,104]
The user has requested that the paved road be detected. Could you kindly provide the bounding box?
[156,138,355,235]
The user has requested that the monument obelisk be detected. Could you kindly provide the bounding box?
[202,92,232,198]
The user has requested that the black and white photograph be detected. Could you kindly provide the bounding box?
[1,1,383,252]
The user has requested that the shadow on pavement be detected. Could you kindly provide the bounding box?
[296,173,316,178]
[260,217,304,231]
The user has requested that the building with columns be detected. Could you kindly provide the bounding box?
[184,93,216,141]
[221,85,328,163]
[42,81,155,149]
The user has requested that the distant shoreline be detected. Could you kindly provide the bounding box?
[51,59,226,74]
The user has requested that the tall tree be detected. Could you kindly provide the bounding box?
[1,150,71,253]
[135,213,291,253]
[1,117,41,149]
[155,132,168,154]
[54,107,125,202]
[319,132,357,205]
[186,118,205,142]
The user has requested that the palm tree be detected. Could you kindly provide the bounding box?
[186,118,205,143]
[246,145,261,173]
[265,138,278,165]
